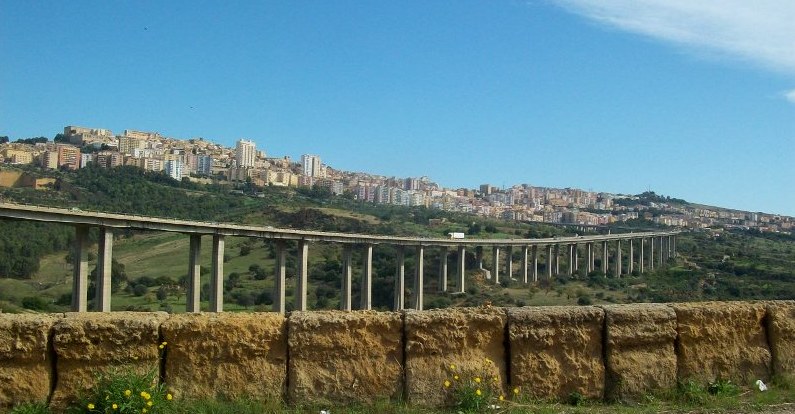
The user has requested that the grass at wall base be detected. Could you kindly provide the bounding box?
[9,374,794,413]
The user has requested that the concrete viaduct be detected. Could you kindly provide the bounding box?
[0,203,680,313]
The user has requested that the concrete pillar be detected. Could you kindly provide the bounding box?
[456,246,466,293]
[668,236,673,259]
[546,245,553,278]
[492,246,501,284]
[273,240,286,314]
[394,246,405,311]
[506,246,514,280]
[476,246,484,269]
[639,238,644,273]
[521,246,529,284]
[439,247,448,292]
[658,236,664,266]
[187,234,202,313]
[341,245,353,311]
[586,242,593,273]
[361,244,373,310]
[615,239,622,277]
[629,239,634,274]
[601,241,609,275]
[209,234,225,313]
[567,244,574,276]
[672,235,677,257]
[71,225,89,312]
[96,227,113,312]
[531,245,538,282]
[649,237,655,270]
[554,244,560,275]
[573,244,579,272]
[295,239,309,311]
[413,246,424,310]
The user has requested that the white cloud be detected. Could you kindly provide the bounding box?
[785,89,795,104]
[554,0,795,75]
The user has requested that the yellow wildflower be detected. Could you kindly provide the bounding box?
[161,341,168,346]
[493,376,498,382]
[449,364,456,370]
[124,390,131,397]
[142,410,147,414]
[499,395,505,401]
[513,387,520,394]
[474,377,481,383]
[454,375,459,380]
[87,403,95,410]
[112,403,118,410]
[147,400,153,407]
[158,344,165,349]
[444,380,451,388]
[166,393,173,401]
[476,389,482,396]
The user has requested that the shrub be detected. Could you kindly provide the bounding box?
[442,359,513,412]
[67,343,172,414]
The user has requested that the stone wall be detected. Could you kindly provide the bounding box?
[1,300,794,410]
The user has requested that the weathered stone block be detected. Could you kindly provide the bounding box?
[603,304,677,400]
[161,312,286,400]
[765,301,795,376]
[508,306,604,400]
[405,307,507,406]
[288,310,402,405]
[673,302,771,383]
[0,313,59,409]
[50,312,168,409]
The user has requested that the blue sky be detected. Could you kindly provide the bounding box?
[1,1,793,215]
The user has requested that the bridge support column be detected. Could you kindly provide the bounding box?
[568,244,575,276]
[273,240,286,314]
[615,239,622,277]
[601,241,609,276]
[71,225,89,312]
[649,237,654,270]
[456,246,466,293]
[506,246,513,280]
[394,246,405,311]
[554,244,560,275]
[96,227,113,312]
[341,245,353,311]
[295,239,309,311]
[187,234,202,313]
[639,238,644,273]
[673,235,677,257]
[629,239,634,274]
[210,234,225,312]
[361,244,373,310]
[521,246,529,284]
[531,245,538,282]
[413,246,424,310]
[546,245,553,279]
[586,242,593,273]
[439,247,448,292]
[574,244,579,273]
[492,246,500,284]
[658,236,664,266]
[476,246,483,269]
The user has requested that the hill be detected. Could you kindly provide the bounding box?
[0,164,793,313]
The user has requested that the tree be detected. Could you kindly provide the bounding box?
[0,136,8,144]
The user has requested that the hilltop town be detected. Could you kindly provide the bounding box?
[1,125,792,234]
